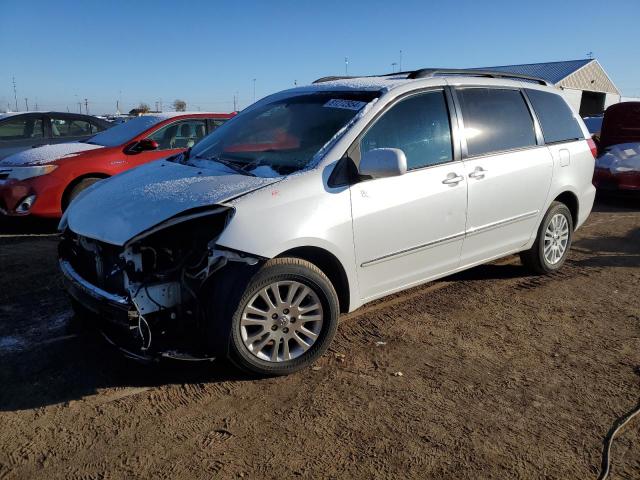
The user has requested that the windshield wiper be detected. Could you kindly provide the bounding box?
[197,155,256,176]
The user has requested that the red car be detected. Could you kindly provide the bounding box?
[0,112,233,218]
[592,102,640,193]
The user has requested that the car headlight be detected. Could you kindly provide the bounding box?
[7,165,58,181]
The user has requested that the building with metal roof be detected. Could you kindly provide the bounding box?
[475,59,624,116]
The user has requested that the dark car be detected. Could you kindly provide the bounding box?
[0,112,112,160]
[592,102,640,193]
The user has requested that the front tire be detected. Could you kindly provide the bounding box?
[64,177,103,210]
[227,257,339,376]
[520,201,573,274]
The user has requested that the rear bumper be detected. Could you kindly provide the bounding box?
[593,168,640,192]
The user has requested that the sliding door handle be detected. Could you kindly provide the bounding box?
[442,173,464,185]
[469,167,487,179]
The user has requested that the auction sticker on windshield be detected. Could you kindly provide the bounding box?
[324,99,367,110]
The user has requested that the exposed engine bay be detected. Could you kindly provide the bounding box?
[59,208,260,361]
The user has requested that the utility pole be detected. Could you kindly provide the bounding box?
[233,93,237,112]
[253,78,256,102]
[155,101,159,112]
[345,57,349,76]
[12,76,18,111]
[399,50,403,71]
[78,102,82,113]
[84,98,88,115]
[391,62,397,73]
[24,98,29,110]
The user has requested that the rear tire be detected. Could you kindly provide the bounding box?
[520,201,573,274]
[224,257,339,376]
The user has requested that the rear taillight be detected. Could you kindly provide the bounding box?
[587,138,598,158]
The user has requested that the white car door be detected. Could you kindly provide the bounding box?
[350,89,468,301]
[454,87,553,266]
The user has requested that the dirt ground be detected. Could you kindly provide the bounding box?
[0,196,639,479]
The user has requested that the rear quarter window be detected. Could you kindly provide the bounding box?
[456,88,537,157]
[525,89,584,144]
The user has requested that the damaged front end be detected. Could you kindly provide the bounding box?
[59,207,261,361]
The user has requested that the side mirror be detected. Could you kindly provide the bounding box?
[358,148,407,179]
[126,138,159,154]
[137,139,159,152]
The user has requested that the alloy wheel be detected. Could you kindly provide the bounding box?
[240,280,324,362]
[543,213,570,265]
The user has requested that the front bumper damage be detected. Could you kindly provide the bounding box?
[59,208,261,362]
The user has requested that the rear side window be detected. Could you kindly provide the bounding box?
[457,88,536,156]
[525,89,584,144]
[0,117,44,140]
[148,120,208,150]
[360,90,453,170]
[51,118,94,137]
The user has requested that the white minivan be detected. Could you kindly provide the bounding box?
[59,69,597,375]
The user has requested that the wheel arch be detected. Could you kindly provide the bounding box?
[277,246,351,314]
[553,191,579,229]
[61,173,110,210]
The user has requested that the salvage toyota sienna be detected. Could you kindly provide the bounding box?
[59,69,596,376]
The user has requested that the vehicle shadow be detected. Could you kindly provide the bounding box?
[0,326,250,412]
[0,217,59,236]
[593,192,640,212]
[570,226,640,269]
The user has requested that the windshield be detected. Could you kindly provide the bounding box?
[87,115,167,147]
[188,92,379,175]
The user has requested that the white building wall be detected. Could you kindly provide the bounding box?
[560,88,583,112]
[604,93,621,109]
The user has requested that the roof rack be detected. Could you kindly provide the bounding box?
[407,68,551,85]
[312,68,552,86]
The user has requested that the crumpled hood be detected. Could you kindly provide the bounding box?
[67,160,281,245]
[0,142,104,166]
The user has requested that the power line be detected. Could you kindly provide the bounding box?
[12,76,18,111]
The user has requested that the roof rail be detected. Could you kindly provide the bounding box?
[312,68,552,86]
[407,68,551,85]
[312,76,357,84]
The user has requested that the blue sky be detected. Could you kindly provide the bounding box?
[2,0,639,114]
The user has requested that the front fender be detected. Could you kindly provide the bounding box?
[215,170,362,311]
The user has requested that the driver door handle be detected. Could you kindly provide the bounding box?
[469,166,487,179]
[442,173,464,185]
